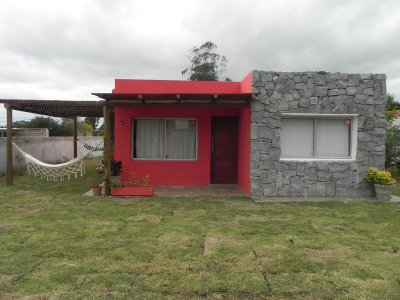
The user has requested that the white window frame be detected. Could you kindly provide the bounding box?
[131,118,198,161]
[280,113,358,162]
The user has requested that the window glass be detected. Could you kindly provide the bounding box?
[134,119,197,160]
[315,119,350,158]
[280,116,353,159]
[135,119,165,159]
[166,120,197,159]
[281,118,314,158]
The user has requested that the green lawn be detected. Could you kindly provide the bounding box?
[0,159,399,299]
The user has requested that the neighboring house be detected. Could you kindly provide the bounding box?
[0,128,49,137]
[98,71,387,198]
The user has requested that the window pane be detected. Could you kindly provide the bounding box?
[315,119,350,158]
[281,118,314,158]
[166,120,197,159]
[135,119,165,159]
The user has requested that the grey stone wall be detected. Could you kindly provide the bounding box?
[251,71,387,198]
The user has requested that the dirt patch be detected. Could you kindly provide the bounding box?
[304,246,357,263]
[203,235,248,256]
[235,215,268,222]
[157,233,192,248]
[13,205,42,214]
[128,214,162,223]
[224,201,259,211]
[173,209,206,218]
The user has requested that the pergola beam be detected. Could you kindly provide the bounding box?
[72,117,78,158]
[104,100,249,108]
[103,103,111,196]
[5,103,13,185]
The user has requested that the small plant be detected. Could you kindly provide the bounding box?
[111,172,150,187]
[93,163,105,187]
[365,168,396,185]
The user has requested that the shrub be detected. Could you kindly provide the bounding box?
[365,168,396,185]
[388,165,400,181]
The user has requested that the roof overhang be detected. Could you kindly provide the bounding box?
[0,99,104,118]
[92,93,252,107]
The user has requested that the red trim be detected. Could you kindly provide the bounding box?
[113,73,253,95]
[111,186,154,196]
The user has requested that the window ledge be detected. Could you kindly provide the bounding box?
[280,158,355,162]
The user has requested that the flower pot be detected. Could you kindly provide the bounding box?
[373,184,394,201]
[92,186,102,196]
[111,186,154,196]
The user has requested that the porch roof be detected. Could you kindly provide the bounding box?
[92,92,252,106]
[93,75,254,106]
[0,99,104,118]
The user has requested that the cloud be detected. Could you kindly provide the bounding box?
[0,0,400,122]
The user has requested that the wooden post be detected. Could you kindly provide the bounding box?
[72,117,78,158]
[5,104,13,185]
[103,103,111,195]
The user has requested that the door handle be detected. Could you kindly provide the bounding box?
[211,136,214,153]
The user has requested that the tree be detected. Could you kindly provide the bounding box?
[182,41,228,81]
[84,117,100,129]
[385,94,400,168]
[13,116,73,136]
[386,93,400,112]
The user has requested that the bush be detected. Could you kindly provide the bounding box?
[365,168,396,185]
[388,165,400,181]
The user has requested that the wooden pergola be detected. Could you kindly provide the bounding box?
[0,99,112,192]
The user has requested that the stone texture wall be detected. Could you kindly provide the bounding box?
[251,71,387,198]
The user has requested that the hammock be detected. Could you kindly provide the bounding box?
[12,140,104,182]
[77,138,104,151]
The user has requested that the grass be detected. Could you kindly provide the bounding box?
[0,159,399,299]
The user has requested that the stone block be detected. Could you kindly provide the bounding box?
[306,182,327,197]
[251,179,263,196]
[252,101,265,112]
[363,88,374,95]
[304,168,318,181]
[258,95,270,105]
[317,170,332,181]
[259,126,272,139]
[328,164,349,173]
[276,172,283,188]
[262,184,278,196]
[251,124,258,139]
[328,89,346,96]
[346,86,358,95]
[326,182,336,197]
[314,87,328,97]
[278,186,290,196]
[290,176,305,196]
[296,82,307,90]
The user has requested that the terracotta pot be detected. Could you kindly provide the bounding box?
[92,186,102,196]
[373,184,394,201]
[111,186,154,196]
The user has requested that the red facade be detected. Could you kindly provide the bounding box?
[113,73,252,194]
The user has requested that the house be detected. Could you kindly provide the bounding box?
[0,128,49,137]
[95,71,387,198]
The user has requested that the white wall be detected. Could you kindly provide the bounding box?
[0,137,103,176]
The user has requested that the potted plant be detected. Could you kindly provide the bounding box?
[365,168,396,201]
[92,164,105,196]
[111,172,154,196]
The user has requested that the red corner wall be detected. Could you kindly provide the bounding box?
[112,72,252,194]
[114,106,241,186]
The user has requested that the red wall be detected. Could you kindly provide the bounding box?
[114,106,241,186]
[238,107,251,195]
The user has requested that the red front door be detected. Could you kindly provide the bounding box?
[211,116,238,184]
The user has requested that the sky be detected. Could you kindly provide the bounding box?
[0,0,400,124]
